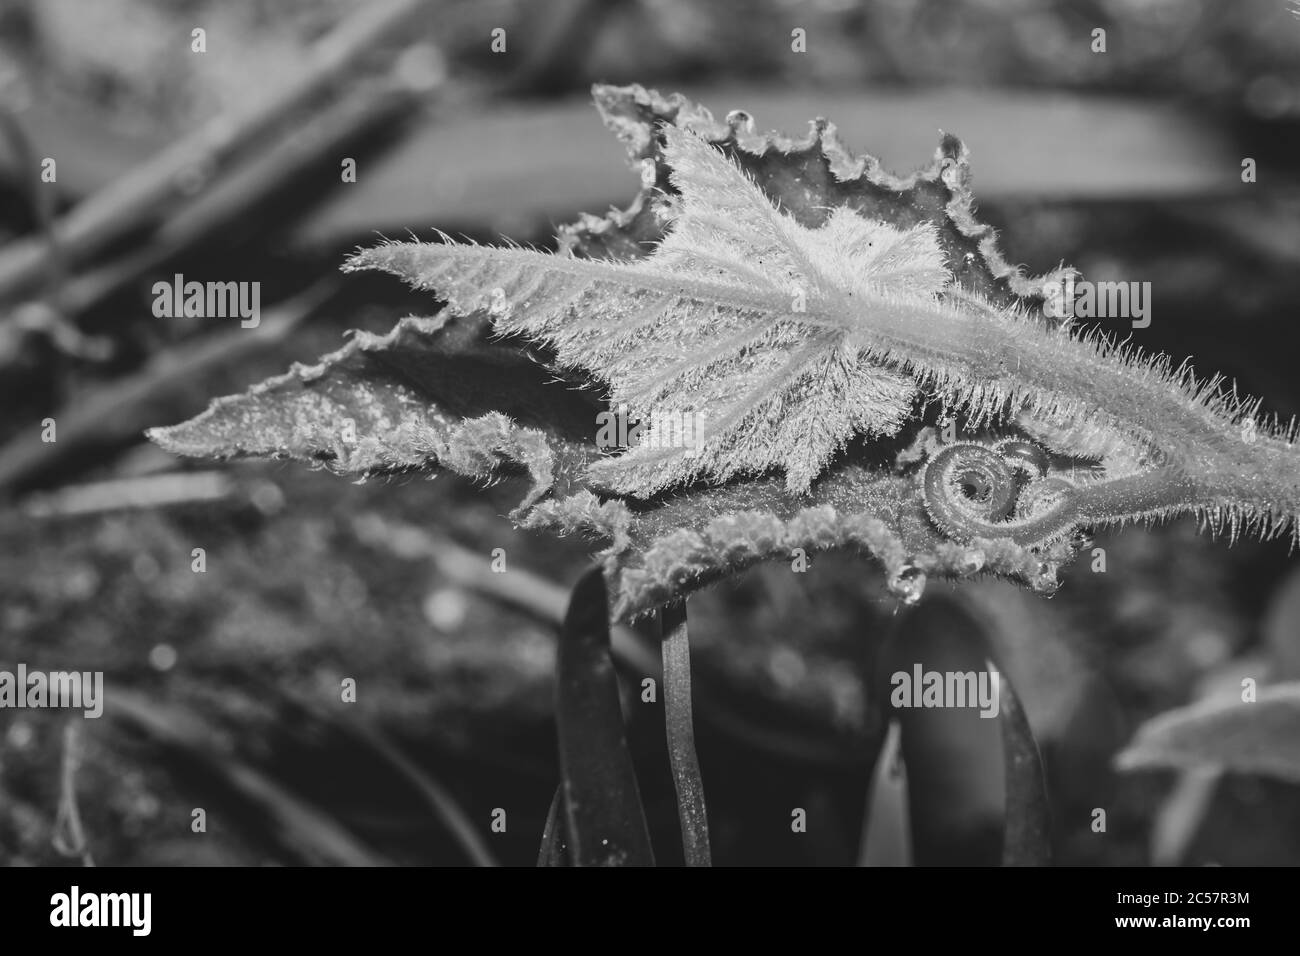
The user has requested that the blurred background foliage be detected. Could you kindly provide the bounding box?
[2,0,1300,865]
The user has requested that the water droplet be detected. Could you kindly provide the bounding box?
[1029,562,1059,593]
[424,588,469,631]
[725,109,755,135]
[639,159,657,189]
[250,480,285,516]
[5,720,34,750]
[149,644,178,672]
[487,287,512,319]
[888,565,926,605]
[62,564,99,601]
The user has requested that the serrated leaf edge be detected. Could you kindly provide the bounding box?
[563,83,1074,305]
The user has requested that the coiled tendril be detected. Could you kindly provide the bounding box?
[923,439,1080,546]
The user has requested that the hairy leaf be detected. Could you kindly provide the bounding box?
[348,127,939,497]
[149,313,597,511]
[152,83,1300,619]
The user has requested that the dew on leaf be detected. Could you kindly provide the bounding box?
[888,565,927,605]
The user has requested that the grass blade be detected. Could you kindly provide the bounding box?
[555,566,655,866]
[106,690,391,866]
[858,721,912,866]
[996,659,1052,866]
[333,719,499,868]
[537,785,570,867]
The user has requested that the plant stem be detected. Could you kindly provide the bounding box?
[352,514,865,768]
[660,600,711,867]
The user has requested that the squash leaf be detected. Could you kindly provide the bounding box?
[160,84,1258,620]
